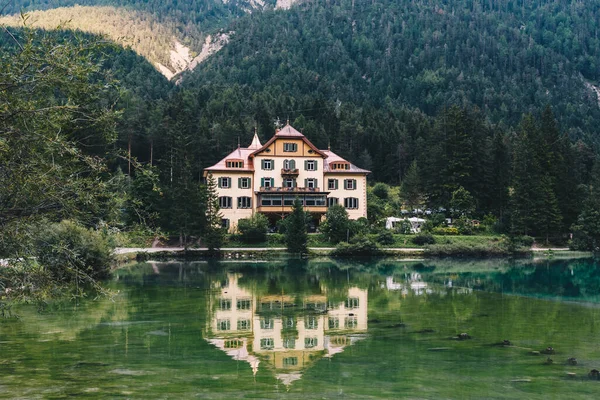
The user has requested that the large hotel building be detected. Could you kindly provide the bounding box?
[204,124,370,231]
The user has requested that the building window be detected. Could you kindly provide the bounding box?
[262,159,274,170]
[219,196,232,209]
[261,195,283,206]
[305,316,318,330]
[331,162,350,170]
[219,298,231,310]
[305,160,317,171]
[260,338,274,350]
[260,318,274,330]
[283,143,298,152]
[304,337,318,349]
[283,178,295,188]
[226,160,243,168]
[328,317,339,329]
[218,177,231,188]
[328,179,338,190]
[237,299,252,310]
[345,297,360,308]
[237,319,251,331]
[283,337,296,349]
[237,196,252,209]
[221,219,230,229]
[238,177,251,189]
[283,195,297,206]
[344,197,359,209]
[305,178,317,189]
[283,357,298,366]
[328,197,339,207]
[345,316,358,329]
[344,179,357,190]
[305,195,326,206]
[283,159,296,169]
[261,177,274,188]
[217,319,230,331]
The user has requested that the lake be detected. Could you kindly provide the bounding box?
[2,256,600,399]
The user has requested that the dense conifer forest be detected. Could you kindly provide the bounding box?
[2,0,600,254]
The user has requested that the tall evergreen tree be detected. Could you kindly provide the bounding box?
[285,198,308,254]
[571,159,600,253]
[203,174,224,253]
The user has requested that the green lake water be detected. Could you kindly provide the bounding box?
[2,256,600,399]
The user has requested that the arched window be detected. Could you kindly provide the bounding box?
[283,159,290,169]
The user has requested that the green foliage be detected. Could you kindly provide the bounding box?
[394,220,413,235]
[35,220,114,282]
[371,183,389,200]
[331,236,381,257]
[450,187,476,218]
[432,227,460,236]
[400,161,423,210]
[320,204,351,244]
[454,217,474,236]
[412,234,436,246]
[571,160,600,252]
[376,231,395,246]
[284,198,308,254]
[237,214,269,244]
[203,175,224,252]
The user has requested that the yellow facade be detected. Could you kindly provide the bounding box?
[204,124,370,232]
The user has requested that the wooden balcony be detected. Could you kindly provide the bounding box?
[259,186,326,193]
[281,168,299,176]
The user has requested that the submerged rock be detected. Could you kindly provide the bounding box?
[589,369,600,380]
[544,358,554,365]
[567,358,578,366]
[457,333,471,340]
[541,346,555,355]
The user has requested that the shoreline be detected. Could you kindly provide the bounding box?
[113,246,583,263]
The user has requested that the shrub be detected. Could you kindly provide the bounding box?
[393,220,413,234]
[331,236,381,257]
[35,220,114,282]
[267,234,285,246]
[377,231,395,245]
[432,227,460,235]
[320,204,351,244]
[237,214,269,243]
[412,234,436,246]
[454,216,474,235]
[371,183,390,200]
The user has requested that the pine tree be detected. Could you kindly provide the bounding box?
[285,198,308,254]
[572,159,600,253]
[510,115,540,236]
[203,174,224,253]
[400,160,423,211]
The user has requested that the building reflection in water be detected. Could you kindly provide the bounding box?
[205,274,368,386]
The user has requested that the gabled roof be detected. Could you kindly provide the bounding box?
[204,146,255,172]
[203,124,370,175]
[249,124,327,158]
[323,150,371,174]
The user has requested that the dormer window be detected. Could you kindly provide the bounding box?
[226,160,244,168]
[283,143,298,152]
[330,162,350,170]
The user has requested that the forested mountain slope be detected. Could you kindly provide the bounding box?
[184,0,600,144]
[0,6,202,77]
